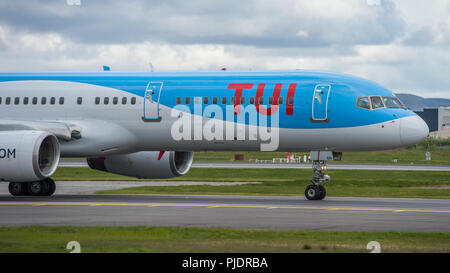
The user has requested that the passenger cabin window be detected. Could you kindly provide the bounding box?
[23,97,29,105]
[203,97,208,104]
[104,97,109,105]
[258,97,264,104]
[0,97,2,104]
[278,97,283,104]
[113,97,118,105]
[95,97,100,104]
[14,97,19,105]
[240,97,245,104]
[212,97,218,104]
[122,97,127,104]
[221,97,227,104]
[77,97,83,105]
[41,97,47,105]
[32,97,37,105]
[5,97,11,105]
[370,96,384,109]
[268,97,273,104]
[249,97,255,104]
[356,97,370,109]
[176,97,181,104]
[288,97,294,105]
[185,97,191,104]
[50,97,55,105]
[230,97,236,104]
[59,97,64,105]
[383,97,404,109]
[131,97,136,104]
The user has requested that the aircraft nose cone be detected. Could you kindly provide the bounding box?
[400,115,429,146]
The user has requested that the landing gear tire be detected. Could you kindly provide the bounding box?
[318,185,326,200]
[8,182,29,196]
[305,185,322,200]
[27,180,50,196]
[43,178,56,196]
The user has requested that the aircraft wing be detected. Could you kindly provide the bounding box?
[0,120,82,141]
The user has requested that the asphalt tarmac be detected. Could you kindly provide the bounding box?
[0,190,448,232]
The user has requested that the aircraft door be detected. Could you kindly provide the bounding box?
[143,82,163,121]
[311,84,331,122]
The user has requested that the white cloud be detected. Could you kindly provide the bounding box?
[0,0,448,98]
[296,30,309,38]
[366,0,381,6]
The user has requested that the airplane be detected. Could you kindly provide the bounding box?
[0,70,429,200]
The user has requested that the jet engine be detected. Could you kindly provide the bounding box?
[0,131,60,182]
[87,151,194,179]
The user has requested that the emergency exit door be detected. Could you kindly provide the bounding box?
[143,82,163,121]
[311,84,331,122]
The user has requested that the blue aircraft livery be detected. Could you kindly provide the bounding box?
[0,70,429,199]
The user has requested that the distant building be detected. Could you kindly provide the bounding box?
[415,107,450,133]
[415,108,439,132]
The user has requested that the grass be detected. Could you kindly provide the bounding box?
[193,149,450,165]
[50,167,450,198]
[52,167,146,181]
[0,226,448,253]
[94,168,450,199]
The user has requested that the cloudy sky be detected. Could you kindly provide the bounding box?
[0,0,449,98]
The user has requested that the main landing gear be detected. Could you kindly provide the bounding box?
[305,160,330,200]
[8,178,56,196]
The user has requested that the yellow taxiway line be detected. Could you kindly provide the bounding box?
[0,202,449,214]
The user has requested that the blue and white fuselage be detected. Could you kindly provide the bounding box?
[0,70,430,198]
[0,70,428,156]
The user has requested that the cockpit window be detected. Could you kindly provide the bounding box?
[357,96,405,110]
[382,97,405,109]
[370,96,384,109]
[356,97,370,109]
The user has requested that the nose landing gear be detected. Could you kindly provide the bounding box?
[304,150,340,201]
[305,160,330,200]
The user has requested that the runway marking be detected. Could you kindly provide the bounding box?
[0,202,449,214]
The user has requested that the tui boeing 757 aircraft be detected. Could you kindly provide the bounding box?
[0,70,429,200]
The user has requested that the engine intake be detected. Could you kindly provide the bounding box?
[87,151,194,179]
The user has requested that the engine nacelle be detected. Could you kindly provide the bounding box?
[87,151,194,179]
[0,131,60,182]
